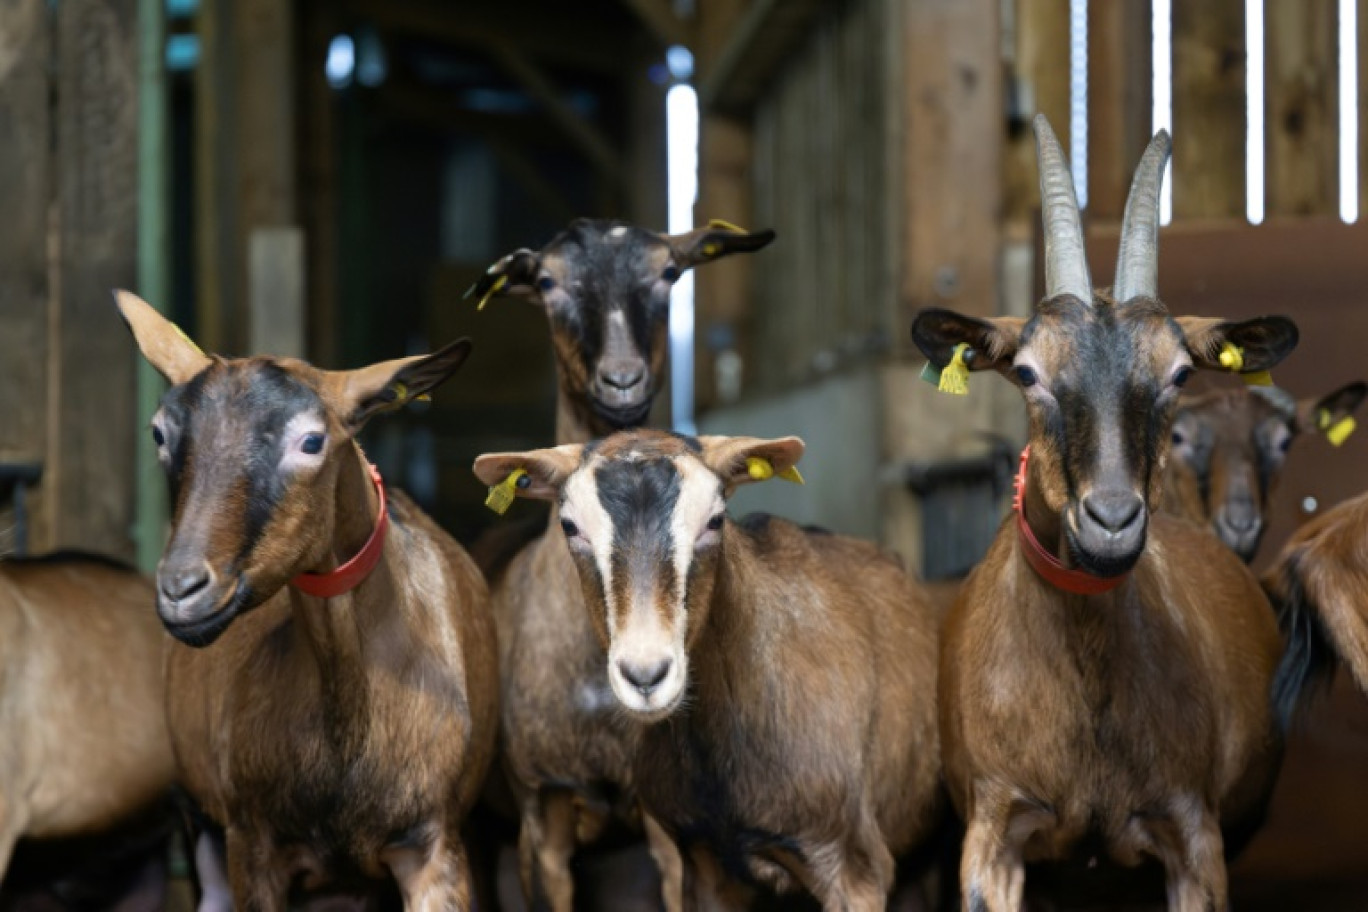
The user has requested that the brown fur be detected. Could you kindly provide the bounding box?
[476,431,942,911]
[913,296,1295,908]
[479,220,773,911]
[0,556,174,870]
[116,292,497,910]
[1161,382,1366,561]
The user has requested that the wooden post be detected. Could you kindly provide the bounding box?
[302,0,339,366]
[49,0,139,558]
[1172,0,1245,219]
[195,0,236,352]
[1089,0,1152,221]
[694,0,753,415]
[1266,0,1338,217]
[1359,0,1368,219]
[1005,0,1071,225]
[0,0,50,471]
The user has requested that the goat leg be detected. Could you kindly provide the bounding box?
[225,827,290,912]
[517,789,577,912]
[1147,799,1226,912]
[641,808,684,912]
[384,835,473,912]
[958,801,1031,912]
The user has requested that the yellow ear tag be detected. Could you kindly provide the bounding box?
[1218,342,1272,386]
[745,457,804,485]
[938,343,970,395]
[701,241,721,258]
[485,468,529,515]
[707,218,748,234]
[1327,417,1357,447]
[476,274,508,311]
[1318,408,1332,431]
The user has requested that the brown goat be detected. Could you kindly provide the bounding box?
[911,117,1297,910]
[0,553,174,892]
[1265,488,1368,723]
[1162,382,1365,561]
[474,430,942,911]
[470,219,774,910]
[115,291,497,911]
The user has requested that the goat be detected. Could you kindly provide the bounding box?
[0,552,175,900]
[474,429,942,911]
[1265,488,1368,724]
[910,117,1297,910]
[1163,382,1365,561]
[469,219,775,910]
[114,291,497,911]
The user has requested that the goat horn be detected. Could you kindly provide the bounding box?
[1033,114,1093,304]
[1113,129,1172,304]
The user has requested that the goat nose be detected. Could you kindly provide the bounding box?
[618,658,671,696]
[1221,502,1259,533]
[160,564,211,603]
[1081,492,1143,534]
[598,364,645,391]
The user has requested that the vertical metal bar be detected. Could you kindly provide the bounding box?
[135,0,169,573]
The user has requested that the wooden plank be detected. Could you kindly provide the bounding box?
[1360,0,1368,220]
[236,0,295,229]
[248,227,305,358]
[50,0,139,558]
[625,35,668,228]
[1004,0,1071,224]
[1172,0,1245,219]
[0,0,50,484]
[1266,0,1337,216]
[1088,0,1151,220]
[195,0,236,352]
[904,0,1003,321]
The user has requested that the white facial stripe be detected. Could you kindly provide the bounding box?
[670,455,724,606]
[562,458,619,631]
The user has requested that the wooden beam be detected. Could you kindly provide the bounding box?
[1088,0,1151,220]
[0,0,50,488]
[302,0,340,366]
[616,0,689,48]
[1173,0,1245,219]
[489,42,624,188]
[1266,0,1337,217]
[697,0,828,114]
[349,0,628,74]
[50,0,139,558]
[1004,0,1071,225]
[195,0,237,352]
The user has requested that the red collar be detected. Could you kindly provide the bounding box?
[290,463,389,598]
[1013,446,1128,596]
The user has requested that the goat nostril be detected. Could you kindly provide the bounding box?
[1082,493,1143,534]
[599,367,645,391]
[160,565,211,603]
[1220,508,1259,534]
[618,658,672,695]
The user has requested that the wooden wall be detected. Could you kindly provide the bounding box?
[0,0,139,559]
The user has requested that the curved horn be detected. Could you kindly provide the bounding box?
[1033,114,1092,303]
[1113,129,1172,303]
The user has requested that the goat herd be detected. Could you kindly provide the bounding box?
[4,115,1368,912]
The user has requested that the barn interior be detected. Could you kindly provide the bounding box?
[1,0,1366,907]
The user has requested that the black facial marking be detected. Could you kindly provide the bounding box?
[595,458,683,609]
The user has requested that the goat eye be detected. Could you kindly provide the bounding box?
[560,519,579,538]
[1172,366,1193,388]
[662,265,680,283]
[300,433,326,455]
[1014,366,1037,388]
[151,426,166,447]
[1279,436,1293,453]
[706,514,724,532]
[1172,430,1184,445]
[537,276,556,292]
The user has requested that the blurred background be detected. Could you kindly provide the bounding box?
[0,0,1366,905]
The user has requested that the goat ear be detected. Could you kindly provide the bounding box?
[1178,315,1299,374]
[665,222,776,269]
[911,308,1024,375]
[1296,380,1368,437]
[466,249,541,306]
[697,435,805,494]
[325,338,472,432]
[114,290,212,385]
[473,446,582,502]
